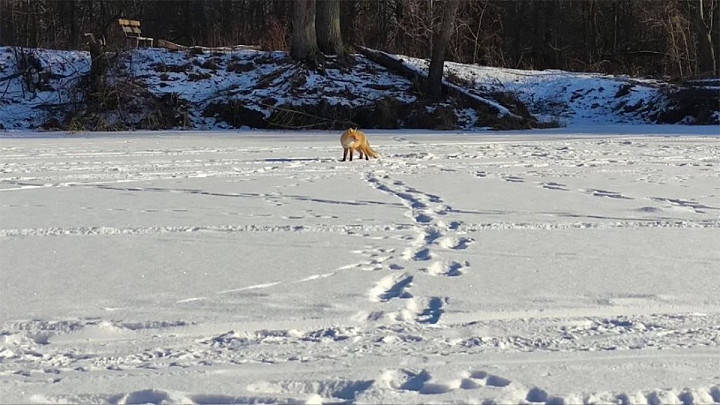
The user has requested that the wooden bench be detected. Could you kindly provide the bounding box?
[118,19,154,48]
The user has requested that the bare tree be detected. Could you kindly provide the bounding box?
[291,0,319,61]
[316,0,343,55]
[426,0,460,99]
[688,0,718,75]
[1,0,716,80]
[84,33,108,95]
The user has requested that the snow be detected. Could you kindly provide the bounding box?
[2,127,720,403]
[398,55,673,126]
[114,48,418,129]
[3,46,717,131]
[0,48,90,129]
[1,46,423,130]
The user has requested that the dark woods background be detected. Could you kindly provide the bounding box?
[0,0,717,80]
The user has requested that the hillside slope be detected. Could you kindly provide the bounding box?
[1,46,717,131]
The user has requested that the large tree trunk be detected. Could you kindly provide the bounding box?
[426,0,460,100]
[291,0,320,61]
[84,33,107,95]
[316,0,343,55]
[689,0,718,76]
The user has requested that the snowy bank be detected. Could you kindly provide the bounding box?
[1,46,718,132]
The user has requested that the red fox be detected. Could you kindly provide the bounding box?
[341,128,379,161]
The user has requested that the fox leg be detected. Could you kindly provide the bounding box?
[342,148,348,161]
[358,149,365,160]
[363,148,369,160]
[349,147,354,161]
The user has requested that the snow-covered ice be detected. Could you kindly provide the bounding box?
[1,126,720,404]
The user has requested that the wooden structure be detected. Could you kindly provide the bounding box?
[118,19,154,48]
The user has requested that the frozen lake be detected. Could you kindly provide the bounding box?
[1,127,719,404]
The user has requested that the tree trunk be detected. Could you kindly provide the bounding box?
[358,46,541,129]
[0,1,4,45]
[192,0,207,46]
[316,0,343,55]
[339,0,361,47]
[291,0,319,61]
[426,0,460,100]
[69,0,78,49]
[689,0,718,76]
[84,33,107,95]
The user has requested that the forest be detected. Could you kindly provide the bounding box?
[1,0,718,80]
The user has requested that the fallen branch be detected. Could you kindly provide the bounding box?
[0,71,24,83]
[357,46,544,129]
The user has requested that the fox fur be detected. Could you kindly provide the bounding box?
[340,128,379,161]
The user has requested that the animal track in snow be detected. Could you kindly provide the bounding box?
[369,274,414,302]
[503,175,525,183]
[541,182,569,191]
[411,247,433,261]
[365,176,449,224]
[582,188,633,200]
[246,378,374,401]
[459,370,513,389]
[363,173,474,325]
[425,260,468,277]
[651,197,717,213]
[348,246,395,271]
[382,369,436,393]
[382,368,515,396]
[414,212,434,223]
[379,366,689,405]
[436,236,473,250]
[408,296,445,324]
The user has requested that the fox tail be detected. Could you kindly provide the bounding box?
[363,145,380,158]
